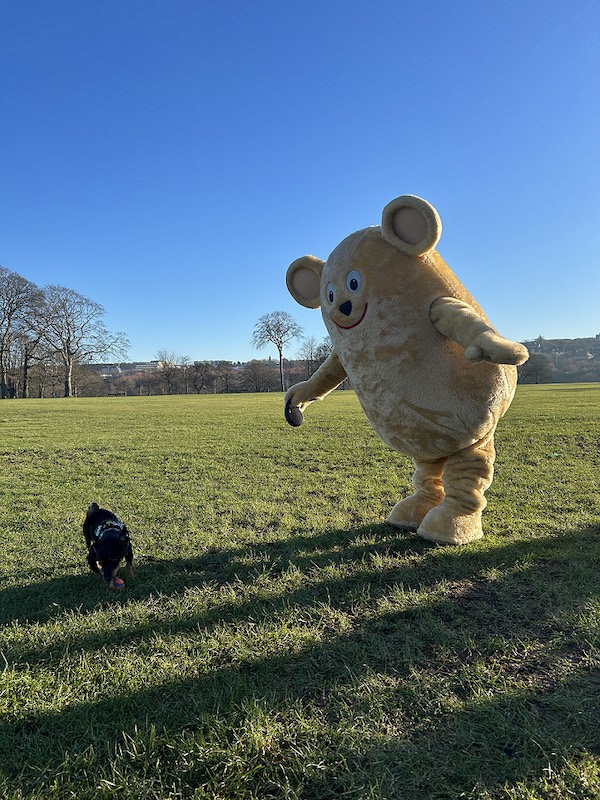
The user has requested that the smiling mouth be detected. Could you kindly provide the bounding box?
[334,303,368,329]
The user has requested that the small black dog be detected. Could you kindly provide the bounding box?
[83,503,134,586]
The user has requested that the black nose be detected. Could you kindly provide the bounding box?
[339,301,352,316]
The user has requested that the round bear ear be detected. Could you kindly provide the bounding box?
[286,256,325,309]
[381,195,442,257]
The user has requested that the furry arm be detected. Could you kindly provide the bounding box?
[284,351,348,411]
[430,297,529,365]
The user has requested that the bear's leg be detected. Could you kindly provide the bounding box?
[416,437,495,545]
[387,457,446,530]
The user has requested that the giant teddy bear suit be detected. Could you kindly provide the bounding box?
[285,195,529,545]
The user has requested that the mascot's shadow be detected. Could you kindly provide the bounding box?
[1,522,598,632]
[0,522,416,627]
[1,524,598,797]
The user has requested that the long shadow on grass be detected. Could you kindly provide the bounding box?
[0,519,572,661]
[0,524,435,666]
[0,523,427,628]
[1,524,599,796]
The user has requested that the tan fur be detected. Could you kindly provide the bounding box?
[285,195,528,545]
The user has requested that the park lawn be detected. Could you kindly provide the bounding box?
[0,385,598,799]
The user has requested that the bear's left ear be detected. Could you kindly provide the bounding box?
[381,195,442,257]
[286,256,325,309]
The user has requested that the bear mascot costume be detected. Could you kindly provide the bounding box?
[284,195,529,545]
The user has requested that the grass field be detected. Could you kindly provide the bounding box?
[0,385,599,799]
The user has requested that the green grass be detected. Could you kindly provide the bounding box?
[0,385,599,799]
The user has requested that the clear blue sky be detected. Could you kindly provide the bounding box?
[2,0,598,363]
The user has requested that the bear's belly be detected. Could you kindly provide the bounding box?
[340,347,514,460]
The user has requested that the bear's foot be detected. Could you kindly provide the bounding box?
[416,502,484,546]
[387,493,443,531]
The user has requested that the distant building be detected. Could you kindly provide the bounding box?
[90,362,159,377]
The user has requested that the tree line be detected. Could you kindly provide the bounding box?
[0,265,128,398]
[65,333,600,397]
[85,349,335,398]
[0,266,335,399]
[517,336,600,384]
[2,263,597,398]
[93,326,334,396]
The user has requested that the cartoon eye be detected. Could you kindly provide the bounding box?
[346,270,363,292]
[326,282,335,304]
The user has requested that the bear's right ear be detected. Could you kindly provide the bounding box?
[286,256,324,309]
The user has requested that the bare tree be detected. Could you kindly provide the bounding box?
[241,359,279,392]
[297,335,319,379]
[74,364,110,397]
[315,335,333,365]
[155,350,181,395]
[252,311,303,391]
[14,330,47,398]
[190,361,211,393]
[211,361,239,393]
[0,267,43,398]
[41,285,129,397]
[296,334,334,380]
[29,354,63,398]
[517,352,553,384]
[179,355,191,394]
